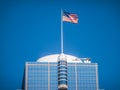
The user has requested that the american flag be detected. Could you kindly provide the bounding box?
[63,12,78,23]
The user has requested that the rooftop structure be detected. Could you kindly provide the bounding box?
[21,54,103,90]
[37,54,91,63]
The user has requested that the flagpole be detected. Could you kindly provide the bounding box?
[61,9,64,54]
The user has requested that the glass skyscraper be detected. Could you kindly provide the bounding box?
[22,54,101,90]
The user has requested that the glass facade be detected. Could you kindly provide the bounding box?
[24,62,98,90]
[25,62,58,90]
[68,63,98,90]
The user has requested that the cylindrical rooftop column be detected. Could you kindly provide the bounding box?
[58,54,68,90]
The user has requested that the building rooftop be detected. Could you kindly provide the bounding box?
[37,54,91,63]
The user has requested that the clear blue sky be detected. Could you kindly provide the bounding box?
[0,0,120,90]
